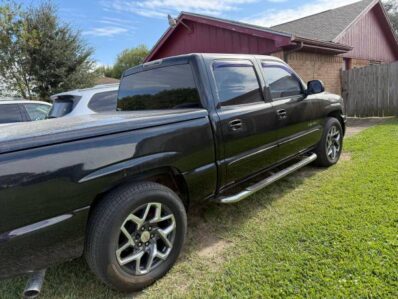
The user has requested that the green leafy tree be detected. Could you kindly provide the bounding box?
[384,0,398,35]
[0,1,98,100]
[99,45,149,79]
[0,2,32,98]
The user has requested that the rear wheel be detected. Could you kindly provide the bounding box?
[85,182,187,292]
[314,117,343,167]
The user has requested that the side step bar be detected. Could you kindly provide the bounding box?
[218,153,317,204]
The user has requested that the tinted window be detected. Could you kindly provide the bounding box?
[262,63,303,99]
[118,64,201,111]
[88,90,118,113]
[0,104,23,124]
[213,60,262,106]
[48,95,79,118]
[24,104,51,121]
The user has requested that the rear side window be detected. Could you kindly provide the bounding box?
[262,63,303,99]
[24,104,51,121]
[88,90,118,113]
[48,95,80,118]
[0,104,23,124]
[213,60,263,106]
[118,64,201,111]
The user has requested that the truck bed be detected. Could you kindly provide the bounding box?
[0,109,208,154]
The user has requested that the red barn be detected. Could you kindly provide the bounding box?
[146,0,398,95]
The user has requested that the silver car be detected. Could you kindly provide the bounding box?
[49,84,119,118]
[0,99,52,125]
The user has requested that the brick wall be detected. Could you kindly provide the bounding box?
[351,58,370,68]
[286,52,344,95]
[270,51,284,60]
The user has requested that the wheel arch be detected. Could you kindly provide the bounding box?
[88,167,190,220]
[327,110,346,135]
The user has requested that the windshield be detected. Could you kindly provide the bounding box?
[117,64,201,111]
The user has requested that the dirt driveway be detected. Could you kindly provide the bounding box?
[345,117,389,137]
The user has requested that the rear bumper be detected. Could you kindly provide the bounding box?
[0,207,89,279]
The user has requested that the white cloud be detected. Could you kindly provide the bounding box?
[83,26,128,37]
[101,0,258,18]
[82,17,136,37]
[242,0,360,27]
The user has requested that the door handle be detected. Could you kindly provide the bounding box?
[229,119,243,131]
[277,109,287,120]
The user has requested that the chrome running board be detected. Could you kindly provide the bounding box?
[218,153,317,204]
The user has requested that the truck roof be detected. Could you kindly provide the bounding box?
[123,53,284,77]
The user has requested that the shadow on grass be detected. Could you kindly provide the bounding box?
[0,166,325,299]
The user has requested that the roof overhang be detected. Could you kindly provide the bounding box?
[291,36,353,54]
[145,12,352,62]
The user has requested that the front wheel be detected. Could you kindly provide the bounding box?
[85,182,187,293]
[314,117,343,167]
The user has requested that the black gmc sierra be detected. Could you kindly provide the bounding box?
[0,53,345,297]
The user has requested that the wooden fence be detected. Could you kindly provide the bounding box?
[341,62,398,117]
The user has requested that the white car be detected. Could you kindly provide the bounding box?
[49,84,119,118]
[0,99,52,125]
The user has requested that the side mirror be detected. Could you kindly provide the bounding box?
[307,80,325,95]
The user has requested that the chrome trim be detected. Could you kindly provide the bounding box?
[218,153,317,204]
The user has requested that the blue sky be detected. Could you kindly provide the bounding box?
[23,0,360,65]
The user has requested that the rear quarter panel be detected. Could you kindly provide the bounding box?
[0,114,216,278]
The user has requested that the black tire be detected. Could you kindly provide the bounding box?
[314,117,343,167]
[85,182,187,293]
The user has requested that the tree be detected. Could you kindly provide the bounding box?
[384,0,398,35]
[99,45,149,79]
[0,2,31,98]
[0,1,98,100]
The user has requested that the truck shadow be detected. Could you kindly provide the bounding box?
[0,165,325,299]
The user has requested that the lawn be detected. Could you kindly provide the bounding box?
[1,120,397,298]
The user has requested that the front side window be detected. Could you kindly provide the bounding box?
[89,91,118,113]
[0,104,23,124]
[262,62,303,99]
[118,64,201,111]
[213,60,263,106]
[24,104,51,121]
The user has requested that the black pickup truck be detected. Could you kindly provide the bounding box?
[0,53,345,296]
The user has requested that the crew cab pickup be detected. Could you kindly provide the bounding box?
[0,54,345,296]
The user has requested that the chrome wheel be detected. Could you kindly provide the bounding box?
[116,202,176,275]
[326,125,341,161]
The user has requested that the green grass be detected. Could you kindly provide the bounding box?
[1,120,397,298]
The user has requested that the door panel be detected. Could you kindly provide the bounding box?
[209,59,279,187]
[218,103,279,186]
[261,61,321,161]
[273,98,321,161]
